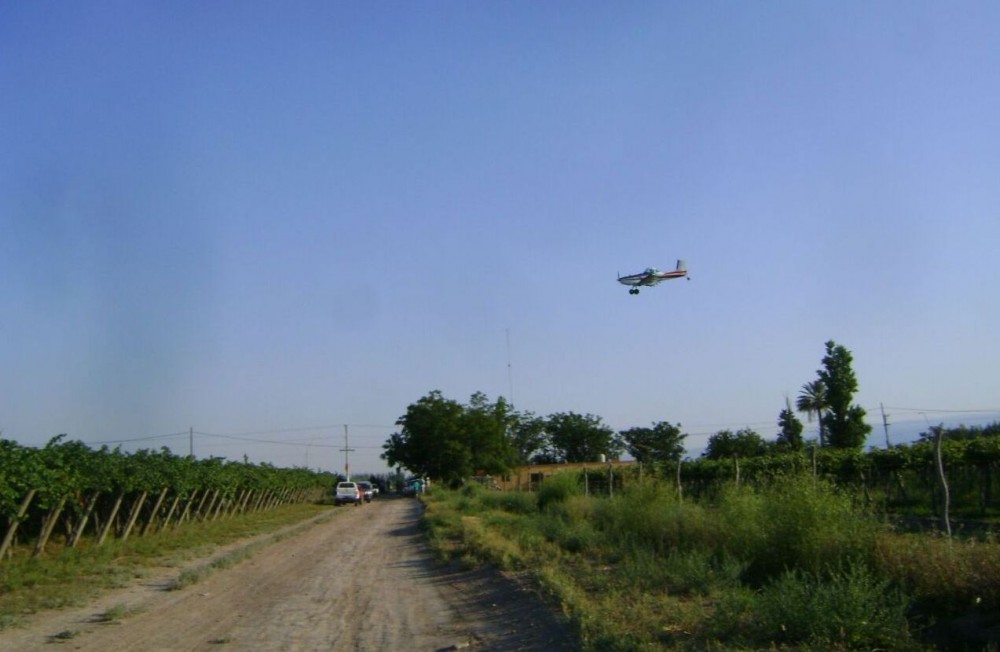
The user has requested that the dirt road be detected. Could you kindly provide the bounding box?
[0,498,577,651]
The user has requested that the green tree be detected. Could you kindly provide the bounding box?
[382,391,520,486]
[703,428,767,460]
[461,392,519,475]
[509,411,547,464]
[617,421,687,463]
[817,340,871,449]
[382,390,469,485]
[545,412,620,463]
[777,399,805,451]
[797,380,828,447]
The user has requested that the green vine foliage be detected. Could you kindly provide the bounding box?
[675,435,1000,519]
[0,437,336,523]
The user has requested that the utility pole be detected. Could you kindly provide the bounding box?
[880,403,891,448]
[189,427,194,458]
[340,425,355,480]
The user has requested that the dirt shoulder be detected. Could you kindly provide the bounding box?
[0,497,577,651]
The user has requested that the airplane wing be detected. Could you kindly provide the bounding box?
[618,273,649,286]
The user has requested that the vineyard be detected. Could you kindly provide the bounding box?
[0,436,336,560]
[676,435,1000,522]
[507,432,1000,529]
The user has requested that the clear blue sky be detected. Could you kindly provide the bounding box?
[3,2,999,475]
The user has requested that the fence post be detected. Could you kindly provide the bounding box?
[33,495,68,556]
[69,491,100,548]
[935,429,952,537]
[0,489,37,560]
[676,459,683,502]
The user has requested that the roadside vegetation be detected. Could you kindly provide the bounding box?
[422,475,1000,651]
[0,502,331,629]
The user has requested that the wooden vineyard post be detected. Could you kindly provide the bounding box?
[33,495,68,556]
[184,489,207,525]
[176,489,200,527]
[201,489,221,521]
[0,488,37,560]
[119,490,148,542]
[211,491,229,521]
[97,492,125,546]
[238,489,253,514]
[141,487,169,536]
[69,491,100,548]
[159,493,183,532]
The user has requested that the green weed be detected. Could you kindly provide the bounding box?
[423,478,1000,650]
[717,476,879,583]
[716,563,913,650]
[537,471,584,510]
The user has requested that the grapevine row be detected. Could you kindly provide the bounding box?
[0,436,337,560]
[675,436,1000,518]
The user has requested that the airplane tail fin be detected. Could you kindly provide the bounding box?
[676,259,686,272]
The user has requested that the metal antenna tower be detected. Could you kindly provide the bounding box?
[506,328,514,407]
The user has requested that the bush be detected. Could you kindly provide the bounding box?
[621,547,745,596]
[479,490,538,515]
[538,516,600,554]
[591,483,719,557]
[875,531,1000,618]
[717,475,878,583]
[747,563,913,649]
[537,471,584,511]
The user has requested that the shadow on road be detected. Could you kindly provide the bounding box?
[389,498,580,652]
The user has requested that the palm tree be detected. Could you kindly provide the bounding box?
[796,380,828,447]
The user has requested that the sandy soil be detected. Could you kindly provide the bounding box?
[0,498,578,651]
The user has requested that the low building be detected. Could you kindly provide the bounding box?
[492,459,637,492]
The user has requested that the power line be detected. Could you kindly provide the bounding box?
[193,431,384,449]
[191,423,395,438]
[87,431,190,445]
[882,406,1000,414]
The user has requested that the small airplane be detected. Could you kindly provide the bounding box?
[618,260,688,294]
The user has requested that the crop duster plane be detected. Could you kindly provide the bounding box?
[618,260,688,294]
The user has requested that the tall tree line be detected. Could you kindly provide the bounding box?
[384,341,879,483]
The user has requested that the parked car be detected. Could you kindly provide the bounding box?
[356,481,374,503]
[334,481,362,506]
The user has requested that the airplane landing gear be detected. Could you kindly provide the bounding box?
[629,288,640,295]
